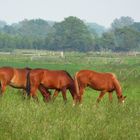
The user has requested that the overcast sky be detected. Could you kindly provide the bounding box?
[0,0,140,27]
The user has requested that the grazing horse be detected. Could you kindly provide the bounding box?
[26,69,77,103]
[0,66,51,101]
[74,70,126,104]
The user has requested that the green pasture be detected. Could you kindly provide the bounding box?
[0,52,139,140]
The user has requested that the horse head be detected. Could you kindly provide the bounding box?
[118,95,127,103]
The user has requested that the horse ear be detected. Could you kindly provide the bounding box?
[124,96,127,98]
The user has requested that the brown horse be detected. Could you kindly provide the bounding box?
[0,66,51,101]
[27,69,77,103]
[74,70,126,104]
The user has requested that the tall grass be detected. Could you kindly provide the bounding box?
[0,90,139,140]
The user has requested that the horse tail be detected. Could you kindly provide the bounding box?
[26,70,31,96]
[112,74,122,96]
[74,72,80,96]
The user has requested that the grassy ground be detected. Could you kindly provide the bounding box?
[0,52,139,140]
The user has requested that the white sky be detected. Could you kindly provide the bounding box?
[0,0,140,27]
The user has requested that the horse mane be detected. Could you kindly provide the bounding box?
[112,75,122,97]
[25,67,32,70]
[63,70,74,81]
[26,69,31,96]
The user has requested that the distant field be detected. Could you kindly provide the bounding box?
[0,51,139,140]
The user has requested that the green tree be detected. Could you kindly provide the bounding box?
[100,31,115,51]
[46,16,93,51]
[17,19,51,37]
[113,27,140,51]
[111,16,134,30]
[131,22,140,32]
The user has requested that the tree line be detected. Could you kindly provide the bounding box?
[0,16,140,52]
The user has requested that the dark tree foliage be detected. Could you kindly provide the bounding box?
[111,16,134,30]
[113,27,140,51]
[130,22,140,32]
[46,16,94,51]
[0,16,140,52]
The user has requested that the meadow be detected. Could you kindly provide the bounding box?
[0,51,140,140]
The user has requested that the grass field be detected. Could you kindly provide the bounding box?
[0,51,140,140]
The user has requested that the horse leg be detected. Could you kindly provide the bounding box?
[21,90,27,99]
[108,92,113,103]
[52,90,60,102]
[30,86,39,102]
[0,82,7,96]
[61,88,67,103]
[0,82,2,96]
[43,90,52,102]
[38,85,51,102]
[96,91,106,103]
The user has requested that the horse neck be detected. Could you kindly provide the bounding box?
[115,88,123,98]
[113,78,123,98]
[69,82,77,99]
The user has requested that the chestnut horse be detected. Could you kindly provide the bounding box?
[74,70,126,104]
[26,69,77,103]
[0,66,51,101]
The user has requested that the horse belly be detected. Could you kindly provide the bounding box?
[89,80,107,91]
[41,78,69,90]
[41,80,59,89]
[90,80,114,92]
